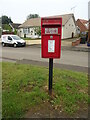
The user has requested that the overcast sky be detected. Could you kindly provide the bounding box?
[0,0,89,23]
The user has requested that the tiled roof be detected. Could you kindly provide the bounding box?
[79,19,88,24]
[19,13,75,28]
[19,17,41,28]
[76,19,88,32]
[47,13,74,25]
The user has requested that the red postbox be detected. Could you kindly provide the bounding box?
[41,17,62,58]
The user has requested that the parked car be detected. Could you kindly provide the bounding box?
[80,31,88,44]
[1,34,26,47]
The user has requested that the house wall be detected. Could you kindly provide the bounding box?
[61,26,64,39]
[63,17,77,39]
[76,26,80,37]
[18,17,77,39]
[18,27,40,38]
[19,26,64,39]
[18,28,23,37]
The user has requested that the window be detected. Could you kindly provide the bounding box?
[35,33,37,35]
[28,28,30,33]
[12,35,21,40]
[23,28,28,34]
[8,36,12,40]
[34,27,37,32]
[31,31,33,35]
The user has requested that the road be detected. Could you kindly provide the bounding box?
[0,45,88,72]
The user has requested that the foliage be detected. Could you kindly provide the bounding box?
[2,15,13,24]
[27,14,40,20]
[14,29,17,35]
[36,27,41,36]
[2,24,12,32]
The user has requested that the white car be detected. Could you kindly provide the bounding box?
[1,34,26,47]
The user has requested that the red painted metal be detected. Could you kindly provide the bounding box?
[2,32,14,35]
[41,17,62,58]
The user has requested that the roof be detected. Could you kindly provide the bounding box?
[76,19,88,32]
[19,13,75,28]
[19,17,41,28]
[10,23,21,29]
[78,19,88,24]
[47,13,75,25]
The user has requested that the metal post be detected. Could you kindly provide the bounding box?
[49,58,53,95]
[88,19,90,42]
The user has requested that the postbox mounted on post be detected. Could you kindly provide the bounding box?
[41,17,62,95]
[41,17,62,58]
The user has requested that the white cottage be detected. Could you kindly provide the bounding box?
[18,14,77,39]
[50,13,77,39]
[18,18,41,38]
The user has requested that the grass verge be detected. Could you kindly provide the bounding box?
[2,62,88,118]
[21,37,41,40]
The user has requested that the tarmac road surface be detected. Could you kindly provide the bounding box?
[0,44,88,72]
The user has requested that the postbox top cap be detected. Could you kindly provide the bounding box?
[41,17,62,20]
[41,17,62,26]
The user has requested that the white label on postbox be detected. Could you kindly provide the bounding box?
[45,28,58,34]
[48,40,55,53]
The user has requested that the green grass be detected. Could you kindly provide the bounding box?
[53,69,88,114]
[2,62,88,118]
[21,37,41,40]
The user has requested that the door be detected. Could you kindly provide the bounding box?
[7,36,13,44]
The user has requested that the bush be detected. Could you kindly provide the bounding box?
[3,24,12,32]
[14,29,17,35]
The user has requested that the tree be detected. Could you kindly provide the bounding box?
[27,14,40,20]
[3,24,12,32]
[2,15,13,24]
[37,27,41,36]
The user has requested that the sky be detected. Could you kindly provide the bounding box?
[0,0,89,24]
